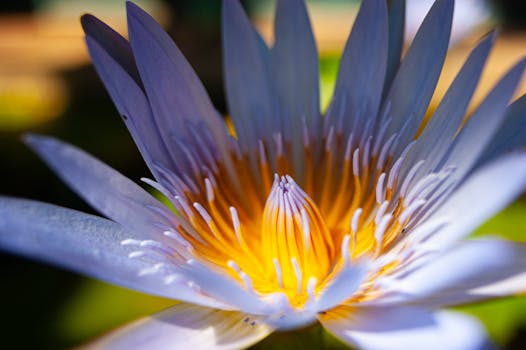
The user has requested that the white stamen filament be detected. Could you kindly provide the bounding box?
[273,258,284,288]
[353,148,361,176]
[291,257,302,294]
[376,173,386,204]
[204,178,215,202]
[229,206,243,245]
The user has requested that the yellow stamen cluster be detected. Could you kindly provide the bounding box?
[170,130,416,307]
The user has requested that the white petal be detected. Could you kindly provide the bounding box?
[24,135,177,240]
[470,271,526,297]
[180,259,270,315]
[0,197,225,308]
[315,260,369,312]
[413,153,526,247]
[383,239,526,307]
[320,307,489,350]
[84,303,273,350]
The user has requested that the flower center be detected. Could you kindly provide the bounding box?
[259,175,334,304]
[146,125,455,308]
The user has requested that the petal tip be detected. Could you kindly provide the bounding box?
[80,14,95,32]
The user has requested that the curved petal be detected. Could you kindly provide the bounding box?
[125,2,232,178]
[384,0,405,94]
[382,239,526,306]
[383,0,453,157]
[413,153,526,247]
[178,260,270,315]
[320,307,489,350]
[0,197,225,307]
[402,32,495,179]
[222,0,279,151]
[81,16,173,174]
[438,57,526,179]
[81,14,142,86]
[24,134,177,240]
[272,0,319,175]
[315,260,369,312]
[326,0,388,137]
[272,0,319,131]
[83,303,273,350]
[481,94,526,163]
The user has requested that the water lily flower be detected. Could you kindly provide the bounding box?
[2,0,526,349]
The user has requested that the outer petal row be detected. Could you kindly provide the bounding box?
[379,239,526,307]
[0,197,222,307]
[24,134,176,241]
[83,303,273,350]
[320,306,489,350]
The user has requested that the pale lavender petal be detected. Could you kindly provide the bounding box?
[403,32,495,179]
[272,0,319,127]
[469,272,526,298]
[315,261,369,312]
[272,0,319,172]
[180,260,270,315]
[439,58,526,178]
[327,0,388,136]
[81,16,173,174]
[85,303,273,349]
[24,135,176,240]
[384,0,405,93]
[383,0,453,156]
[0,197,224,307]
[414,153,526,247]
[384,239,526,306]
[126,2,232,177]
[320,307,489,350]
[81,14,141,85]
[222,0,279,151]
[481,94,526,163]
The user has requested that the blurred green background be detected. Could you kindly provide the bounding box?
[1,0,526,349]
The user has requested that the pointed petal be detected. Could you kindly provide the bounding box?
[0,197,223,307]
[440,58,526,177]
[383,0,454,155]
[126,2,231,176]
[81,15,173,173]
[272,0,319,128]
[180,260,270,315]
[272,0,319,173]
[402,32,495,178]
[386,239,526,306]
[81,14,142,86]
[327,0,388,136]
[384,0,405,93]
[320,307,489,350]
[481,94,526,163]
[222,0,278,151]
[85,303,273,349]
[414,153,526,247]
[24,135,176,240]
[315,261,369,312]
